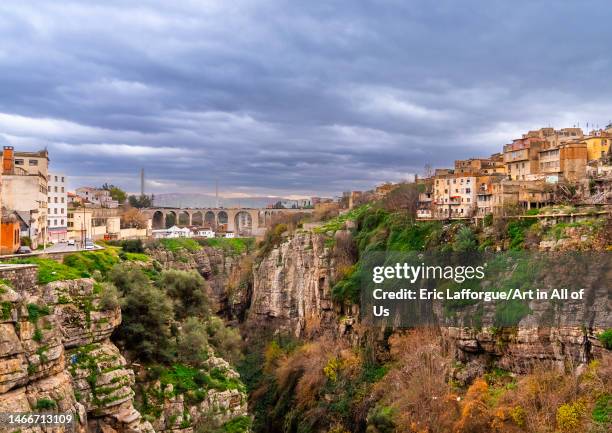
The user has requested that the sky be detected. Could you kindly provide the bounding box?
[1,0,611,198]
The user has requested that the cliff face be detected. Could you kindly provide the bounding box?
[0,264,152,433]
[0,262,249,433]
[248,231,348,337]
[248,227,610,374]
[147,247,250,318]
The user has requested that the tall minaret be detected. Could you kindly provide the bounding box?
[140,168,145,197]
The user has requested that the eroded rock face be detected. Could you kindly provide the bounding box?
[248,231,340,337]
[0,271,152,433]
[147,247,250,318]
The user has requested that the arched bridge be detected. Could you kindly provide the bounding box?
[143,207,312,236]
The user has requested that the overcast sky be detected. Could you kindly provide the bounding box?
[1,1,611,197]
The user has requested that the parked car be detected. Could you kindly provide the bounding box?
[16,246,32,254]
[85,241,95,250]
[67,239,75,246]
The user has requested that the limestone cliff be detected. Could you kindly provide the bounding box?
[247,231,352,337]
[0,264,153,433]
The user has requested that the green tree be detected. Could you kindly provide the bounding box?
[177,317,210,366]
[205,316,242,364]
[128,194,153,208]
[101,183,127,203]
[116,280,175,362]
[159,270,209,320]
[453,226,477,252]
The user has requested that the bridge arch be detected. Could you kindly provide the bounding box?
[192,211,203,226]
[166,211,177,228]
[152,211,165,229]
[217,211,228,230]
[235,211,253,235]
[204,211,216,228]
[178,211,191,226]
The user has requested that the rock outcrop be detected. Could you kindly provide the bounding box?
[147,247,250,318]
[248,231,344,337]
[0,266,153,433]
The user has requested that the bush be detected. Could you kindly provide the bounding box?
[597,329,612,350]
[121,239,145,253]
[556,401,586,432]
[99,283,121,310]
[205,316,243,364]
[34,398,57,410]
[114,276,175,363]
[159,270,209,320]
[177,317,210,366]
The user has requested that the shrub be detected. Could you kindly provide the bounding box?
[63,250,120,276]
[159,270,209,320]
[114,278,175,363]
[597,329,612,350]
[34,398,57,410]
[556,401,585,432]
[177,317,210,366]
[121,239,145,253]
[99,283,121,310]
[205,316,243,364]
[159,238,201,252]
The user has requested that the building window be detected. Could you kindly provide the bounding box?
[54,176,58,181]
[54,197,58,203]
[15,159,24,165]
[61,219,64,225]
[61,187,64,192]
[54,186,58,192]
[61,208,64,214]
[61,177,64,182]
[61,197,64,203]
[29,159,38,166]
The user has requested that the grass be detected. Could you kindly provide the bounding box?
[313,204,372,234]
[198,237,255,255]
[221,416,252,433]
[122,252,150,262]
[9,258,83,284]
[63,249,121,276]
[159,364,245,396]
[159,238,202,252]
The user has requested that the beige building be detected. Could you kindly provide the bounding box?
[67,207,93,244]
[1,147,49,248]
[538,140,588,182]
[433,172,477,218]
[503,138,545,180]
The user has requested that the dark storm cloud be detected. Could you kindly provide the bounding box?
[1,0,611,196]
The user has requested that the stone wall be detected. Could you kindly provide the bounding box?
[0,264,38,292]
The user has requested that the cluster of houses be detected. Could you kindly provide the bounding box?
[411,125,612,219]
[0,145,151,255]
[151,225,234,239]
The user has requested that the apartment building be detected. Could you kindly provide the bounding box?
[0,146,49,248]
[75,187,119,208]
[583,130,611,161]
[47,173,68,242]
[503,137,545,180]
[538,141,588,182]
[433,171,477,218]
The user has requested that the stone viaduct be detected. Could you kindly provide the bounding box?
[143,207,312,236]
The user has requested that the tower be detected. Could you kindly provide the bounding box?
[140,168,145,197]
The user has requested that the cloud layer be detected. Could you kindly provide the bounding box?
[1,0,611,196]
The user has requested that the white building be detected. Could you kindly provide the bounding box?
[152,225,192,239]
[47,173,68,242]
[75,187,119,208]
[224,231,235,238]
[197,228,215,238]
